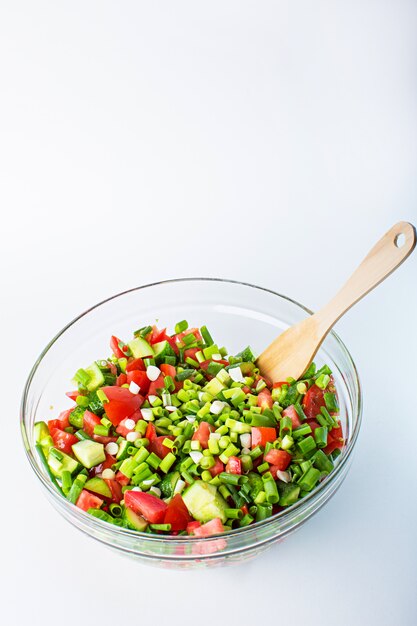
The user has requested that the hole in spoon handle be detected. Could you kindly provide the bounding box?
[391,222,416,255]
[319,221,416,328]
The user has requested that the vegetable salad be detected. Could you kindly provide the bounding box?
[35,322,344,537]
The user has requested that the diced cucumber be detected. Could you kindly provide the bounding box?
[116,439,130,461]
[69,406,85,429]
[128,337,154,359]
[160,470,180,498]
[84,477,112,498]
[84,362,105,392]
[72,440,105,469]
[277,481,300,506]
[124,508,148,531]
[34,421,49,444]
[47,450,79,478]
[235,346,256,362]
[39,435,54,455]
[239,362,256,376]
[152,340,176,365]
[182,481,228,523]
[247,471,264,499]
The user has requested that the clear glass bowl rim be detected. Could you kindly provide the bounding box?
[20,277,362,543]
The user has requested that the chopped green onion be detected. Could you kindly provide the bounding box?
[314,426,328,449]
[109,503,122,517]
[255,502,273,521]
[297,436,316,455]
[200,325,214,346]
[239,513,254,527]
[96,389,109,404]
[315,374,330,390]
[149,524,172,532]
[73,368,91,387]
[324,392,339,412]
[175,320,188,334]
[159,452,176,473]
[298,467,321,491]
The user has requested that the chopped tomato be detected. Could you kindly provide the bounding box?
[116,417,138,437]
[257,389,273,411]
[269,465,288,479]
[58,409,73,429]
[324,440,342,455]
[124,490,167,524]
[145,423,157,442]
[101,386,143,403]
[126,358,146,372]
[92,454,116,476]
[324,421,344,454]
[163,494,192,531]
[160,363,176,377]
[175,328,202,346]
[149,435,174,459]
[83,410,101,437]
[149,326,167,345]
[186,521,201,535]
[329,421,344,444]
[76,489,103,512]
[48,419,62,431]
[226,456,242,474]
[264,448,292,470]
[92,434,118,445]
[241,504,249,516]
[193,518,224,537]
[104,479,123,503]
[115,471,130,486]
[108,361,118,377]
[192,421,213,449]
[307,420,320,435]
[251,426,277,448]
[282,405,301,428]
[148,327,179,354]
[49,427,78,455]
[126,370,150,394]
[303,384,326,419]
[209,456,224,477]
[148,375,165,397]
[272,381,289,389]
[116,373,127,386]
[65,390,79,402]
[110,335,125,359]
[101,386,144,425]
[183,347,200,362]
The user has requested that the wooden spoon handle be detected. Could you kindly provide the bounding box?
[317,221,416,331]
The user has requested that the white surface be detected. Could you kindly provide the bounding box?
[1,2,416,624]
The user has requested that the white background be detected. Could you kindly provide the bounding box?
[1,2,416,624]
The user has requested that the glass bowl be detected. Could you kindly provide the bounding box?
[20,278,362,568]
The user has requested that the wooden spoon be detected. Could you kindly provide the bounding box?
[257,221,416,382]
